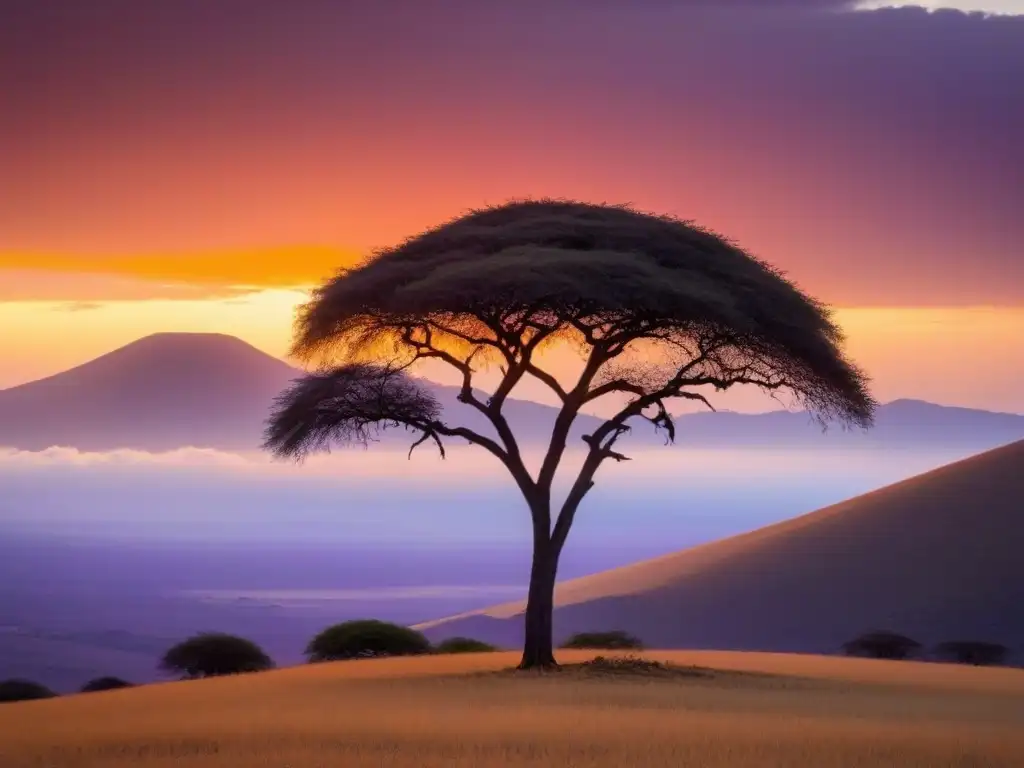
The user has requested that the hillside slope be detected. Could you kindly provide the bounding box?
[419,440,1024,655]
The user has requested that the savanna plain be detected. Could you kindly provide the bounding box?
[3,650,1022,768]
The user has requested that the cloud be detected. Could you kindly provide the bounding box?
[0,445,252,468]
[856,1,1024,13]
[0,441,971,551]
[0,247,360,301]
[584,0,1022,10]
[55,301,104,313]
[0,269,256,302]
[0,444,493,479]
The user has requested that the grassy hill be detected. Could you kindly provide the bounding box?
[2,651,1023,767]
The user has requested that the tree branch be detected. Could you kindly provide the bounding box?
[523,361,568,402]
[397,322,538,501]
[407,429,446,460]
[534,343,612,497]
[548,346,800,556]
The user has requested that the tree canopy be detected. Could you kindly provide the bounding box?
[306,620,432,662]
[560,630,644,650]
[265,199,875,669]
[267,200,873,463]
[160,633,274,679]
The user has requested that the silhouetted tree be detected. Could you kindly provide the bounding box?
[0,678,56,703]
[842,631,922,660]
[933,640,1008,666]
[560,630,644,650]
[80,676,133,693]
[159,632,274,679]
[306,620,431,662]
[434,637,499,654]
[264,200,875,669]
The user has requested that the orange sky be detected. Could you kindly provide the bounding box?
[2,2,1022,411]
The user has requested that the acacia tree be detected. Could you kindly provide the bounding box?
[264,200,874,669]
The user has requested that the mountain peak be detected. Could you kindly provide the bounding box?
[131,331,247,343]
[116,332,275,356]
[79,333,295,377]
[0,334,301,452]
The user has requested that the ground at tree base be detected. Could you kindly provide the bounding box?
[2,650,1022,768]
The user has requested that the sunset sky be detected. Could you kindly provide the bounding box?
[2,1,1022,411]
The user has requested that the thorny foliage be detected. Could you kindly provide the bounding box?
[264,199,875,549]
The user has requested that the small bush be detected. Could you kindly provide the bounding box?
[306,620,431,662]
[160,632,274,679]
[841,630,922,660]
[0,679,56,703]
[559,630,644,650]
[80,676,133,693]
[434,637,499,654]
[933,641,1008,666]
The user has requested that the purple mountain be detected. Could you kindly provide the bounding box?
[0,333,603,452]
[0,333,1021,453]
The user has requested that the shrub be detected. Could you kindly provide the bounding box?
[841,631,922,660]
[0,678,56,703]
[306,620,431,662]
[80,676,133,693]
[933,641,1009,666]
[559,630,644,650]
[160,632,274,679]
[434,637,499,654]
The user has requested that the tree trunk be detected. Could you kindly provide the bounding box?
[518,536,559,670]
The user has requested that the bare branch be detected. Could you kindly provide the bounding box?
[645,399,676,444]
[676,391,716,412]
[523,361,568,402]
[407,429,446,460]
[397,321,531,472]
[429,421,508,463]
[534,343,613,495]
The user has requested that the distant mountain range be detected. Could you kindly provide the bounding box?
[0,333,1021,453]
[417,439,1024,657]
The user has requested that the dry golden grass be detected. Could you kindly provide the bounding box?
[2,650,1023,767]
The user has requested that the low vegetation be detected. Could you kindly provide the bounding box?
[0,678,56,703]
[159,632,275,679]
[933,640,1009,666]
[434,637,499,654]
[842,630,923,660]
[305,619,431,661]
[560,630,644,650]
[6,624,1015,701]
[80,677,133,693]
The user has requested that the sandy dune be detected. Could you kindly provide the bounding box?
[2,651,1022,767]
[419,440,1024,654]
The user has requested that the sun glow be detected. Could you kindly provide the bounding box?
[0,289,308,388]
